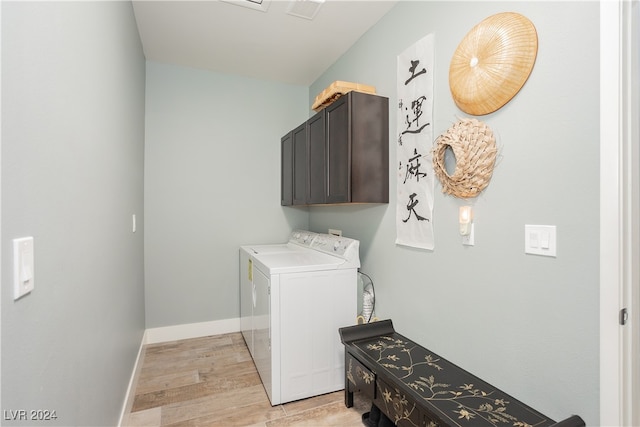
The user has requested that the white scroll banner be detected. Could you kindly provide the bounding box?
[395,33,435,250]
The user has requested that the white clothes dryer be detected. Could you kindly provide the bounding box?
[239,231,359,405]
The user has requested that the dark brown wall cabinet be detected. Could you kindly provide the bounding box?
[281,92,389,206]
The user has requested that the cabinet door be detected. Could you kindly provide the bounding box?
[307,111,326,204]
[325,95,351,203]
[350,92,389,203]
[375,378,424,427]
[292,123,308,205]
[281,132,293,206]
[346,353,376,399]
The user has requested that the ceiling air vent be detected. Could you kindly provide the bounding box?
[286,0,325,20]
[220,0,271,13]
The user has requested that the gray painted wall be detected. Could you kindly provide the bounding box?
[309,1,599,424]
[1,2,145,425]
[144,62,309,328]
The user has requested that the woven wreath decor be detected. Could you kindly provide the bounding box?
[433,118,497,198]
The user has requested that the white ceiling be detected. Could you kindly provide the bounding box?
[131,0,398,86]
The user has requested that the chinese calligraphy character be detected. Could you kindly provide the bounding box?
[403,148,427,183]
[402,193,429,223]
[401,95,429,136]
[405,59,427,85]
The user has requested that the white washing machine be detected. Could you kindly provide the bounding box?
[239,231,359,405]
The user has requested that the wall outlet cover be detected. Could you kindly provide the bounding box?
[13,236,35,300]
[462,223,475,246]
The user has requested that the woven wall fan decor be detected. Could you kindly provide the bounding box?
[433,118,497,198]
[449,12,538,115]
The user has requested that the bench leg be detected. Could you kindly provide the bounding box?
[345,374,354,408]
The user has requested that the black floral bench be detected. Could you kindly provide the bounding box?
[339,320,585,427]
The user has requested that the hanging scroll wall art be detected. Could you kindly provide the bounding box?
[395,34,435,250]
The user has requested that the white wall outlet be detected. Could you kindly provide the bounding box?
[462,223,475,246]
[525,225,557,257]
[13,237,35,300]
[328,229,342,236]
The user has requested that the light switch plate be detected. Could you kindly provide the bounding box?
[13,237,35,300]
[525,225,556,257]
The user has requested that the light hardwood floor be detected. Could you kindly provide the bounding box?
[122,332,369,426]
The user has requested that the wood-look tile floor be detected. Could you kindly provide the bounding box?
[122,332,370,427]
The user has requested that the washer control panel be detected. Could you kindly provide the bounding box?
[289,230,318,247]
[311,234,360,266]
[287,230,360,268]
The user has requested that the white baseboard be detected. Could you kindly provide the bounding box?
[118,318,241,426]
[118,335,146,427]
[143,317,241,345]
